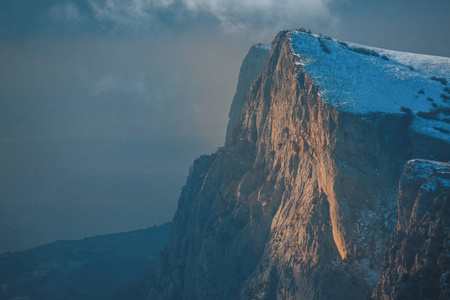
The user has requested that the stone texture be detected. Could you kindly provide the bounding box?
[147,31,450,300]
[226,44,270,143]
[373,160,450,300]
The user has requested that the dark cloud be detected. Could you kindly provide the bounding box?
[0,0,337,39]
[85,0,338,38]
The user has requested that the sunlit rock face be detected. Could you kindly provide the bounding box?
[373,160,450,300]
[147,31,450,299]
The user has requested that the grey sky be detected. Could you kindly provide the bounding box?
[1,0,449,253]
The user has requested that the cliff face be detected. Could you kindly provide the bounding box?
[226,44,270,143]
[148,31,450,299]
[373,160,450,299]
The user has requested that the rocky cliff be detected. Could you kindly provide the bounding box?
[226,44,270,143]
[373,160,450,299]
[147,30,450,299]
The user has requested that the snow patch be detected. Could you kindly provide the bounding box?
[403,159,450,182]
[253,43,271,51]
[289,30,450,142]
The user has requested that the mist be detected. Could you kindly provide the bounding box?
[1,0,449,253]
[0,29,250,252]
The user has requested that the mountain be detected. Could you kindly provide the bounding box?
[0,223,170,300]
[373,160,450,299]
[147,30,450,299]
[226,43,271,142]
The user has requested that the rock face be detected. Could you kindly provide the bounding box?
[147,31,450,299]
[226,44,270,143]
[373,160,450,299]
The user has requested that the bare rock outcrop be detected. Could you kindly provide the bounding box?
[373,160,450,299]
[147,31,450,299]
[226,44,270,143]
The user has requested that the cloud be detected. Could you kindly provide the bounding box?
[88,0,177,28]
[86,0,338,37]
[182,0,337,34]
[48,2,85,24]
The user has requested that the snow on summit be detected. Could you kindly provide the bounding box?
[289,30,450,141]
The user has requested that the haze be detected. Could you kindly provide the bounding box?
[1,0,449,253]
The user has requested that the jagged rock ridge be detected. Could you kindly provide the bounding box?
[373,160,450,299]
[148,30,450,299]
[226,44,270,143]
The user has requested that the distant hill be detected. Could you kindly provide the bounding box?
[0,222,170,300]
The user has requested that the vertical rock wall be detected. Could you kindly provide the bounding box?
[226,45,270,143]
[147,31,450,299]
[373,160,450,300]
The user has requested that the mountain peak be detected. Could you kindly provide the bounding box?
[148,30,450,300]
[290,30,450,141]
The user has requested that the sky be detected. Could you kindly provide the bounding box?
[0,0,449,253]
